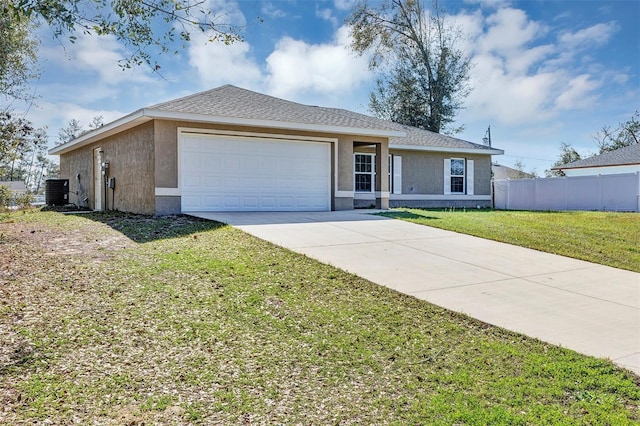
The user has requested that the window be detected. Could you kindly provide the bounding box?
[355,153,374,192]
[450,158,465,194]
[354,153,400,193]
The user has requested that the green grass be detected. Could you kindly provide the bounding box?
[0,210,638,424]
[380,209,640,272]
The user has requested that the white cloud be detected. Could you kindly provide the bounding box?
[463,0,513,11]
[55,104,123,128]
[478,8,545,53]
[558,22,619,49]
[261,2,287,18]
[40,32,153,85]
[187,34,262,89]
[466,53,557,124]
[334,0,357,11]
[554,74,601,110]
[25,101,125,146]
[264,26,371,99]
[184,0,263,89]
[453,6,617,127]
[316,7,338,27]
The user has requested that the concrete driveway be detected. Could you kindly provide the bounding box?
[190,210,640,375]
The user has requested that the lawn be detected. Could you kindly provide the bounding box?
[380,209,640,273]
[1,210,638,424]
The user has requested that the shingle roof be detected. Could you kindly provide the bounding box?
[149,85,401,133]
[491,164,535,180]
[391,124,494,151]
[150,85,496,152]
[51,85,503,156]
[554,144,640,170]
[0,181,27,191]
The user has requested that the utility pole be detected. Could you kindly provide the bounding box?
[483,125,492,147]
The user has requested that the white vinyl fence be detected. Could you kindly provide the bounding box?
[493,172,640,212]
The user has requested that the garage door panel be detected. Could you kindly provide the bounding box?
[180,134,330,212]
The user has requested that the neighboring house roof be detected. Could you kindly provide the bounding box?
[0,181,27,192]
[491,164,535,180]
[50,85,503,156]
[552,144,640,170]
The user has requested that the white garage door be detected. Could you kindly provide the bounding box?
[180,133,331,212]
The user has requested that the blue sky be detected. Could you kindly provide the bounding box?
[18,0,640,174]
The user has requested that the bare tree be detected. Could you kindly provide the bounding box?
[593,111,639,153]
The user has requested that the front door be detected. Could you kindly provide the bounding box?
[93,148,103,211]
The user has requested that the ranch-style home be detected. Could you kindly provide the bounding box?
[49,85,503,215]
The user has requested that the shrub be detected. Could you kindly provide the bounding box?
[15,192,35,210]
[0,185,12,211]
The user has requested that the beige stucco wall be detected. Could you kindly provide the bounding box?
[60,122,155,214]
[152,120,388,212]
[392,150,492,195]
[60,118,495,214]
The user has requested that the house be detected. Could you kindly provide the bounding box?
[552,144,640,177]
[491,163,535,180]
[0,181,28,197]
[49,85,503,215]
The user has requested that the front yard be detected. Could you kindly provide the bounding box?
[380,209,640,273]
[1,210,638,424]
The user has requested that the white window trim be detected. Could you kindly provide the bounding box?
[467,159,474,196]
[444,158,474,195]
[354,153,401,194]
[449,158,465,194]
[354,153,375,193]
[392,155,402,194]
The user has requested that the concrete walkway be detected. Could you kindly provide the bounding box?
[190,210,640,375]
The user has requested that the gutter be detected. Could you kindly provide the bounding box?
[389,143,504,156]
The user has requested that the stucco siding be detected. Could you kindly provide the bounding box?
[59,122,155,214]
[154,121,179,188]
[59,147,92,209]
[151,120,388,212]
[391,150,492,196]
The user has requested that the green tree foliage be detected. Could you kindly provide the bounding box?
[57,115,105,145]
[0,111,49,187]
[0,184,11,210]
[3,0,243,71]
[547,142,582,177]
[348,0,471,134]
[57,119,84,145]
[593,111,639,153]
[512,159,537,178]
[0,0,39,101]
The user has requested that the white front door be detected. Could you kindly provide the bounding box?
[93,148,103,211]
[179,133,331,212]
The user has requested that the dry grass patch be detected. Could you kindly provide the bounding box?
[1,210,638,424]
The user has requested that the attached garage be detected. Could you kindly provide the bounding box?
[179,131,332,212]
[50,85,501,215]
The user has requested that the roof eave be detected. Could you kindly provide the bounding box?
[389,143,504,155]
[143,109,406,138]
[48,109,407,156]
[552,162,640,171]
